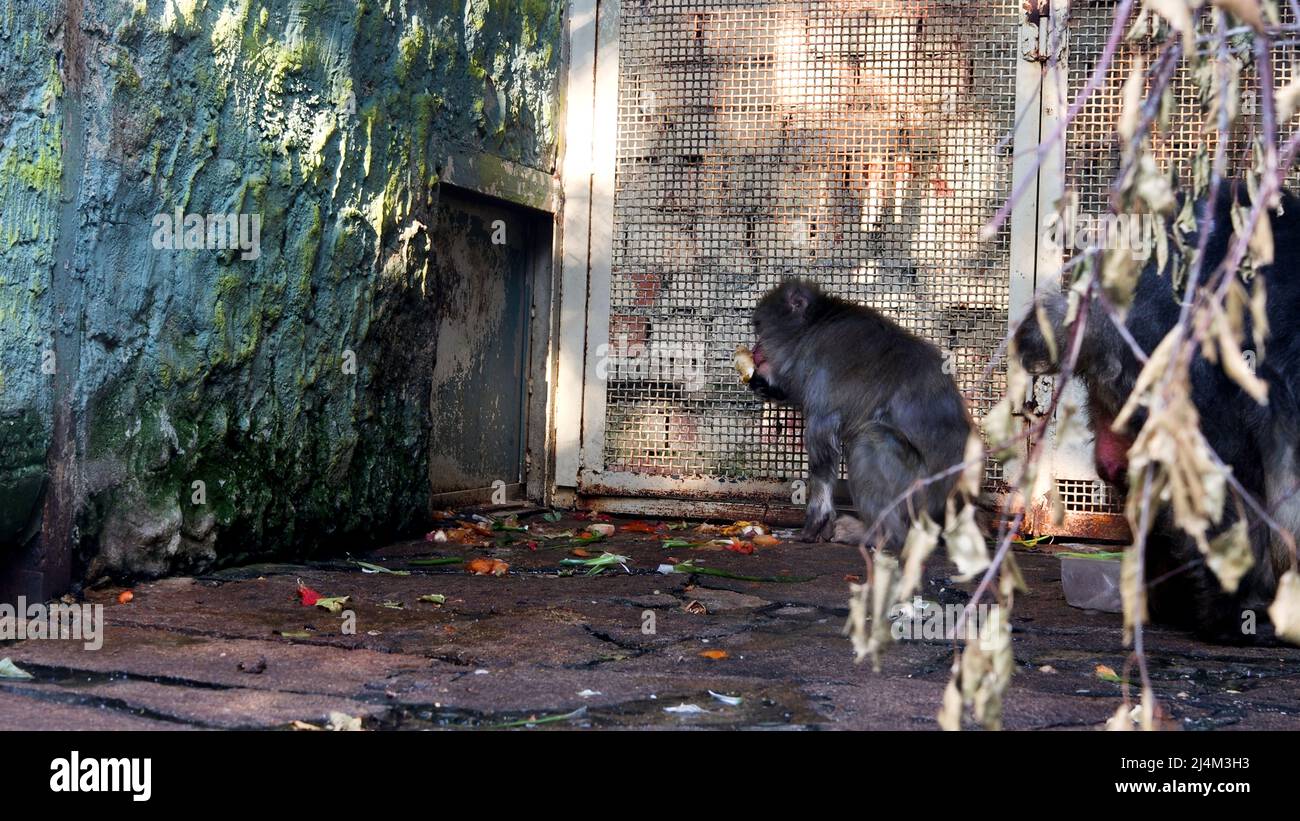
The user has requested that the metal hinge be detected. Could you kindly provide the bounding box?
[1020,0,1051,62]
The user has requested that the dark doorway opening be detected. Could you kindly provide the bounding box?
[427,186,553,509]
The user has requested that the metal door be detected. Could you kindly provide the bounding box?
[428,190,536,502]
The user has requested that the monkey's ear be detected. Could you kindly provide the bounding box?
[785,281,816,318]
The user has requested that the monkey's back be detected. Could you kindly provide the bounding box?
[790,297,973,473]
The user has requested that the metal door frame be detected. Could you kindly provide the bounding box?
[553,0,802,519]
[1019,0,1130,541]
[426,151,561,511]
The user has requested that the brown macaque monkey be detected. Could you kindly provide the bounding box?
[749,280,978,550]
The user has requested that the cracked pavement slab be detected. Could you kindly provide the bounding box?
[3,513,1299,730]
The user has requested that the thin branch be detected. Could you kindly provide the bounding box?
[1129,464,1157,720]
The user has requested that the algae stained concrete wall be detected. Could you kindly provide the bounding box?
[0,0,564,584]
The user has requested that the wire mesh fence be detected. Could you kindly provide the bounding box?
[606,0,1021,488]
[1058,1,1300,515]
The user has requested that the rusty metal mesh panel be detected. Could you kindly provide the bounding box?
[1055,477,1122,515]
[606,0,1021,486]
[1061,3,1299,515]
[1066,3,1300,232]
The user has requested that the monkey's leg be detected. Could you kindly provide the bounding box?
[831,513,867,545]
[802,413,842,542]
[1264,436,1300,585]
[1146,512,1281,645]
[846,424,925,553]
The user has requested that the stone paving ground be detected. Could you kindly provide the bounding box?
[3,509,1299,730]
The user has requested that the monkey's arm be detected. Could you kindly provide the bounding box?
[748,372,789,402]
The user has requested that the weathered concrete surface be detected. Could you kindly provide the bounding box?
[4,514,1299,730]
[0,1,563,579]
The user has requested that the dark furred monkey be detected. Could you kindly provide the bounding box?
[1014,185,1300,643]
[749,280,976,550]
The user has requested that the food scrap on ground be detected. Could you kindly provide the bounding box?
[466,558,510,576]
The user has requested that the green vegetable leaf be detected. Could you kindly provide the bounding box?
[559,552,631,575]
[315,596,351,614]
[352,560,411,576]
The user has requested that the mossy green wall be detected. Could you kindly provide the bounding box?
[0,0,563,577]
[0,0,60,549]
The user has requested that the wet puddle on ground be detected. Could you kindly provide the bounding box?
[377,686,826,730]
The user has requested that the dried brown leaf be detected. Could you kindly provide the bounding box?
[1034,303,1059,369]
[938,671,963,732]
[1268,570,1300,645]
[897,513,941,603]
[1205,520,1255,594]
[1146,0,1197,52]
[1278,76,1300,124]
[844,580,870,664]
[1251,276,1269,357]
[1113,328,1180,431]
[959,605,1012,731]
[1105,703,1135,731]
[1120,544,1147,646]
[983,398,1018,459]
[1249,205,1275,268]
[1101,247,1142,309]
[1125,388,1228,560]
[1117,55,1146,142]
[1135,156,1177,215]
[1217,321,1269,404]
[1006,353,1031,415]
[999,552,1030,604]
[1211,0,1264,31]
[944,501,990,582]
[865,554,899,672]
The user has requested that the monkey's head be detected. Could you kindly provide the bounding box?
[748,279,826,400]
[1012,290,1069,376]
[752,279,825,346]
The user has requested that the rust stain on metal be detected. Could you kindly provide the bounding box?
[1031,508,1131,543]
[1022,0,1049,26]
[581,496,806,528]
[579,477,789,504]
